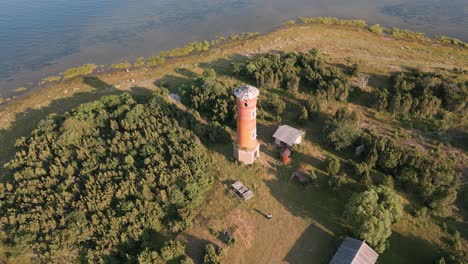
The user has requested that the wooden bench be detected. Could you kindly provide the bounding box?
[231,181,254,201]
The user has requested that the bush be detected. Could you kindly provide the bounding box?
[63,64,97,80]
[203,243,223,264]
[298,106,309,124]
[299,17,367,28]
[326,156,340,175]
[328,174,345,191]
[324,108,361,150]
[237,51,350,101]
[307,169,318,185]
[261,94,286,116]
[368,24,384,35]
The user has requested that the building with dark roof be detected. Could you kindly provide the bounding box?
[329,237,379,264]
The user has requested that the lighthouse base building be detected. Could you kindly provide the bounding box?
[233,85,260,165]
[233,143,260,165]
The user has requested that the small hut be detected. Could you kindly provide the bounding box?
[280,147,292,164]
[330,237,379,264]
[272,125,305,148]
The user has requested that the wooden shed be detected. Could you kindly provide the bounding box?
[330,237,378,264]
[272,125,305,147]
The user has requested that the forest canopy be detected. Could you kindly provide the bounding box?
[0,93,212,263]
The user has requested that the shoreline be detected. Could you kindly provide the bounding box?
[0,17,467,130]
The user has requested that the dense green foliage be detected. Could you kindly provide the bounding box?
[0,93,212,262]
[137,241,193,264]
[202,243,223,264]
[375,71,468,132]
[326,156,340,175]
[324,108,361,150]
[63,64,97,80]
[358,132,459,211]
[233,51,350,101]
[183,69,236,126]
[376,71,467,126]
[343,186,403,253]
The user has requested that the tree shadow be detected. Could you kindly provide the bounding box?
[379,232,441,264]
[153,74,191,93]
[198,54,250,77]
[177,234,212,264]
[283,224,337,264]
[175,68,198,79]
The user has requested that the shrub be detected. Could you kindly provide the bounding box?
[298,106,309,124]
[307,170,318,186]
[63,64,97,79]
[328,174,345,191]
[299,17,367,28]
[326,156,340,175]
[145,55,166,67]
[368,24,384,35]
[134,57,146,68]
[203,243,223,264]
[324,108,361,150]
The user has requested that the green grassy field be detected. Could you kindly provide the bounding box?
[0,22,467,263]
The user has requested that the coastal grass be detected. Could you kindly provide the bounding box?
[63,64,97,80]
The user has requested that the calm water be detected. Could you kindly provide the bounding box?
[0,0,467,97]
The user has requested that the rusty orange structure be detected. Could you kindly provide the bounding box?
[280,147,291,164]
[233,85,260,164]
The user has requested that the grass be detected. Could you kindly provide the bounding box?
[13,87,27,93]
[110,61,132,70]
[63,64,97,80]
[0,21,467,263]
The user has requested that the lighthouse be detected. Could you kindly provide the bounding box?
[233,85,260,164]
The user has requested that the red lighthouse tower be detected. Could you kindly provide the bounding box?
[233,85,260,164]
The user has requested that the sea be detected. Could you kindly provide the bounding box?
[0,0,466,97]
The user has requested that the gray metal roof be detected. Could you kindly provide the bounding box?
[272,125,304,146]
[234,85,259,100]
[330,237,379,264]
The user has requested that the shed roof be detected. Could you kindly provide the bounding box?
[330,237,379,264]
[272,125,305,146]
[234,85,259,100]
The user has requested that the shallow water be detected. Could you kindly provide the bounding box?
[0,0,466,96]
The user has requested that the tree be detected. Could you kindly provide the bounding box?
[298,106,309,124]
[343,186,403,253]
[307,169,318,186]
[327,156,340,175]
[306,96,321,118]
[328,174,345,191]
[324,108,361,150]
[203,243,222,264]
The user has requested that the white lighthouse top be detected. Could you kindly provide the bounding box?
[234,85,259,100]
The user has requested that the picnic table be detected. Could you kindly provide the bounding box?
[231,181,254,201]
